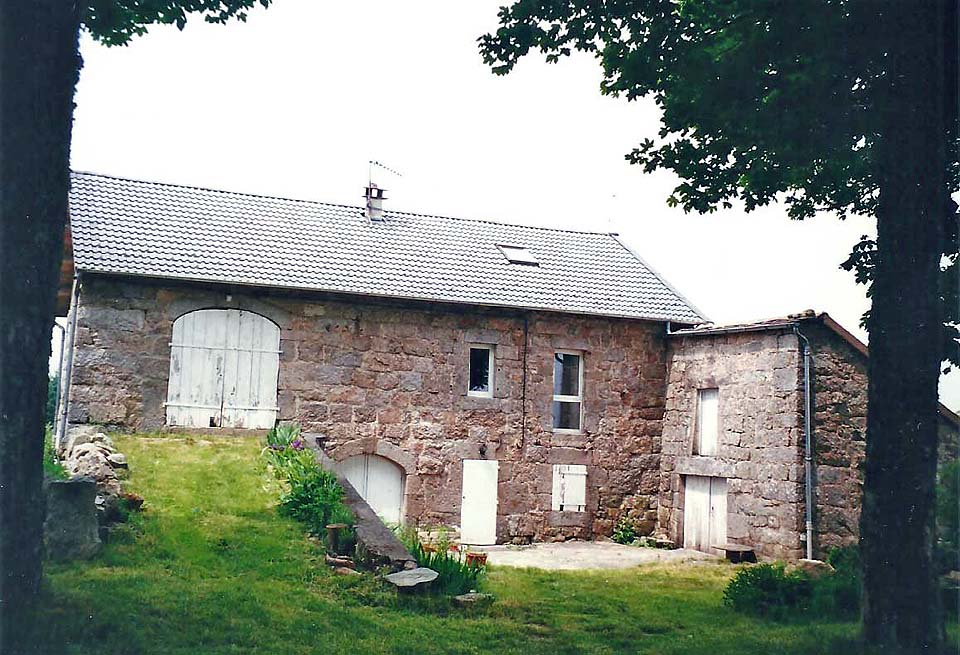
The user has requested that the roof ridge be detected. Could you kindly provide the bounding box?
[69,170,612,237]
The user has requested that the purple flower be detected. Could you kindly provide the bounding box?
[269,443,285,451]
[290,438,304,451]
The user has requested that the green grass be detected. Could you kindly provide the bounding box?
[22,435,939,654]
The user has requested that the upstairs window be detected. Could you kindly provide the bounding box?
[552,464,587,512]
[552,352,583,431]
[468,346,494,397]
[497,244,539,266]
[695,388,719,456]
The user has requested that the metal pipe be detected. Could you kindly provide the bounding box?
[795,327,815,560]
[519,314,529,450]
[51,321,66,433]
[55,275,80,452]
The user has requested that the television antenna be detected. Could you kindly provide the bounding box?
[368,160,403,186]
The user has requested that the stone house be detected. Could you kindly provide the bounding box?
[660,316,959,560]
[57,172,959,559]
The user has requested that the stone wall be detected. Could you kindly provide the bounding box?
[660,329,806,560]
[807,322,960,557]
[805,322,867,556]
[67,274,669,543]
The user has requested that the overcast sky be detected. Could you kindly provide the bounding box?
[61,0,957,410]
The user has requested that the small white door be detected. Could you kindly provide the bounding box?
[341,454,405,525]
[460,459,498,545]
[683,475,727,553]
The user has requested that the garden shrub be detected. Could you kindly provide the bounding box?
[397,526,485,596]
[725,548,864,621]
[612,516,639,545]
[261,423,355,552]
[811,546,861,619]
[723,562,812,619]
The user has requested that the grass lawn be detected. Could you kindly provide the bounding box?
[23,434,933,654]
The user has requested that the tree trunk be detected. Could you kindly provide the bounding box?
[860,1,951,652]
[0,2,80,651]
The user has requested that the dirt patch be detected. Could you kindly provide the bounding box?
[473,541,716,570]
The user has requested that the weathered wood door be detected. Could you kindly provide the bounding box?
[341,454,405,524]
[166,309,280,429]
[683,475,727,553]
[460,459,498,545]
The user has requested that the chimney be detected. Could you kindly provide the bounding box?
[364,183,387,221]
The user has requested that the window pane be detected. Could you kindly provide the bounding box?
[552,401,581,430]
[553,353,580,396]
[469,347,490,393]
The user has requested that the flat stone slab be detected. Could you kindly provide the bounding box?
[384,567,438,588]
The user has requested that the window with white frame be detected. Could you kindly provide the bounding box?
[552,464,587,512]
[552,351,583,431]
[468,345,495,397]
[695,388,719,456]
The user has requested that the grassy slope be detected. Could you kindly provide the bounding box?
[27,435,883,654]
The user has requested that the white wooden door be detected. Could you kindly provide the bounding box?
[460,459,498,545]
[220,310,281,429]
[341,455,405,524]
[683,475,727,553]
[166,309,280,429]
[708,477,727,551]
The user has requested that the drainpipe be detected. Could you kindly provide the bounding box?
[519,314,529,450]
[51,321,66,431]
[795,326,815,560]
[55,275,81,452]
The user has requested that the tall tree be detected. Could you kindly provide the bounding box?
[480,1,957,652]
[0,2,270,651]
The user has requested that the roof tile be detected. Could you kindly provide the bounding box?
[69,172,705,323]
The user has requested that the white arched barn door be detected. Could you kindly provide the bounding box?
[165,309,280,429]
[341,455,405,524]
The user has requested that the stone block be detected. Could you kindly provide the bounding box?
[45,478,102,561]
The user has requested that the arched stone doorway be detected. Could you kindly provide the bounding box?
[340,454,406,524]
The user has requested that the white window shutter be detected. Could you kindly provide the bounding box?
[551,465,563,511]
[552,464,587,512]
[697,388,719,456]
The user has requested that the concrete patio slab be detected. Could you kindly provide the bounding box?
[472,541,717,571]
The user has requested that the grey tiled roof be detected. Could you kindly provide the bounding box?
[69,172,705,323]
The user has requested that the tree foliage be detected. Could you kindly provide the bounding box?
[481,2,956,651]
[82,0,272,46]
[479,0,958,365]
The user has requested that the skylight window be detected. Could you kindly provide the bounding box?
[497,244,539,266]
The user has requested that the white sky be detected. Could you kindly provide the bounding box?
[59,0,957,410]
